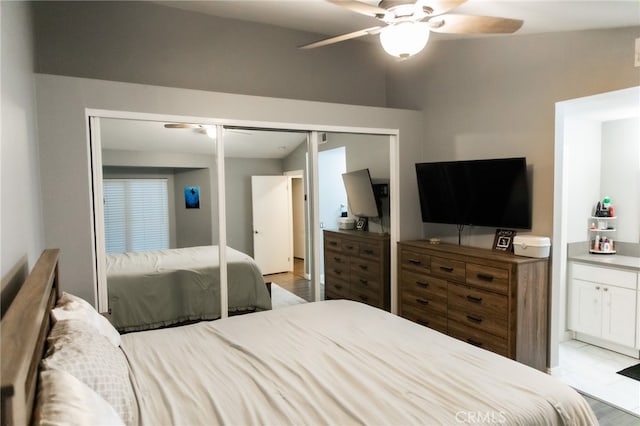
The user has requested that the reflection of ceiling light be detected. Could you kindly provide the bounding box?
[379,22,429,59]
[205,127,216,140]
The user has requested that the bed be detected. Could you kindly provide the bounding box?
[2,249,599,426]
[106,245,272,332]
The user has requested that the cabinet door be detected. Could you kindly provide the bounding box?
[602,285,636,347]
[569,279,602,337]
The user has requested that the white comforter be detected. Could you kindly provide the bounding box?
[107,246,271,332]
[121,300,597,425]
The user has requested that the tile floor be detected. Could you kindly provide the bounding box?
[554,339,640,416]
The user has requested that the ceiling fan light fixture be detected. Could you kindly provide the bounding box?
[379,21,429,59]
[205,126,217,140]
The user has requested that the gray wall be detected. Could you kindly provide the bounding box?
[174,168,214,248]
[31,1,388,107]
[386,26,640,246]
[1,2,45,283]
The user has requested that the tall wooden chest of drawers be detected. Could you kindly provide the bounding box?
[398,241,549,371]
[324,230,390,311]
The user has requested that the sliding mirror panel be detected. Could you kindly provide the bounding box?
[98,117,221,332]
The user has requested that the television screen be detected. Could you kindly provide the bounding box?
[415,157,531,229]
[342,168,380,218]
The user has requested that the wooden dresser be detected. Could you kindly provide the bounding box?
[324,230,390,311]
[398,241,549,371]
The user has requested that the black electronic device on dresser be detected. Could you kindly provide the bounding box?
[323,229,390,311]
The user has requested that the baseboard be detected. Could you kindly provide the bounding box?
[574,333,640,359]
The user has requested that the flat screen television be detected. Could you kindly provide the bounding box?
[415,157,531,229]
[342,168,381,218]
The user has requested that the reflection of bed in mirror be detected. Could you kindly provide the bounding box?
[106,245,272,332]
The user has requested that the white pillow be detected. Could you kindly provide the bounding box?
[34,369,125,426]
[42,320,137,426]
[52,292,120,347]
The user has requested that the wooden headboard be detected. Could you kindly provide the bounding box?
[1,249,60,426]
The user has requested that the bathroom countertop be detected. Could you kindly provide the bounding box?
[568,253,640,272]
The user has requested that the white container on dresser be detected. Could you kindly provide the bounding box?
[568,260,639,357]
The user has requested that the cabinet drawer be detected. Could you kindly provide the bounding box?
[571,262,637,290]
[466,263,509,295]
[341,240,359,256]
[350,258,380,280]
[324,234,342,252]
[325,257,349,280]
[448,320,508,357]
[401,289,447,314]
[325,277,350,299]
[351,288,381,307]
[401,305,447,334]
[431,256,465,281]
[400,271,447,303]
[448,306,508,339]
[350,274,381,294]
[359,242,381,260]
[399,248,430,273]
[448,282,508,322]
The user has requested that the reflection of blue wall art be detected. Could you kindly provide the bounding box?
[184,186,200,209]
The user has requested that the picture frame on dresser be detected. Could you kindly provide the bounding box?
[493,229,516,252]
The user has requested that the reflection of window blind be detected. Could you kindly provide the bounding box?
[103,179,169,253]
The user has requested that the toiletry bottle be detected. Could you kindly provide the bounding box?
[594,235,600,251]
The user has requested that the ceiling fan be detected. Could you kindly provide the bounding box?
[299,0,523,59]
[164,123,251,139]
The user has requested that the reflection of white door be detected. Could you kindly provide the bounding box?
[251,176,292,275]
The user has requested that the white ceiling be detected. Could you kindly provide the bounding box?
[100,118,307,158]
[157,0,640,43]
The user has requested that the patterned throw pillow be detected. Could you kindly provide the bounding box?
[41,320,137,426]
[34,369,125,426]
[52,292,121,347]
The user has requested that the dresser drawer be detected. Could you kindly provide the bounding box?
[448,306,508,339]
[400,270,447,304]
[448,320,508,356]
[341,239,359,256]
[399,248,430,273]
[350,274,381,294]
[350,258,380,280]
[351,288,381,307]
[324,233,343,252]
[359,242,382,260]
[325,256,349,280]
[325,277,350,299]
[401,305,448,334]
[466,263,510,295]
[401,287,447,314]
[448,282,508,321]
[431,256,465,281]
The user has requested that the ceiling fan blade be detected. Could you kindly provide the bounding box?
[164,123,201,129]
[428,14,523,34]
[418,0,467,16]
[328,0,389,19]
[299,26,382,50]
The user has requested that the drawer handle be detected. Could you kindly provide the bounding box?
[416,281,429,288]
[439,266,454,273]
[466,295,483,304]
[408,259,422,265]
[466,338,483,348]
[333,256,341,262]
[417,319,430,327]
[359,279,369,285]
[416,298,429,305]
[335,284,343,290]
[359,265,368,270]
[334,269,343,275]
[346,245,354,249]
[466,315,483,323]
[329,241,338,246]
[363,249,374,255]
[477,273,494,282]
